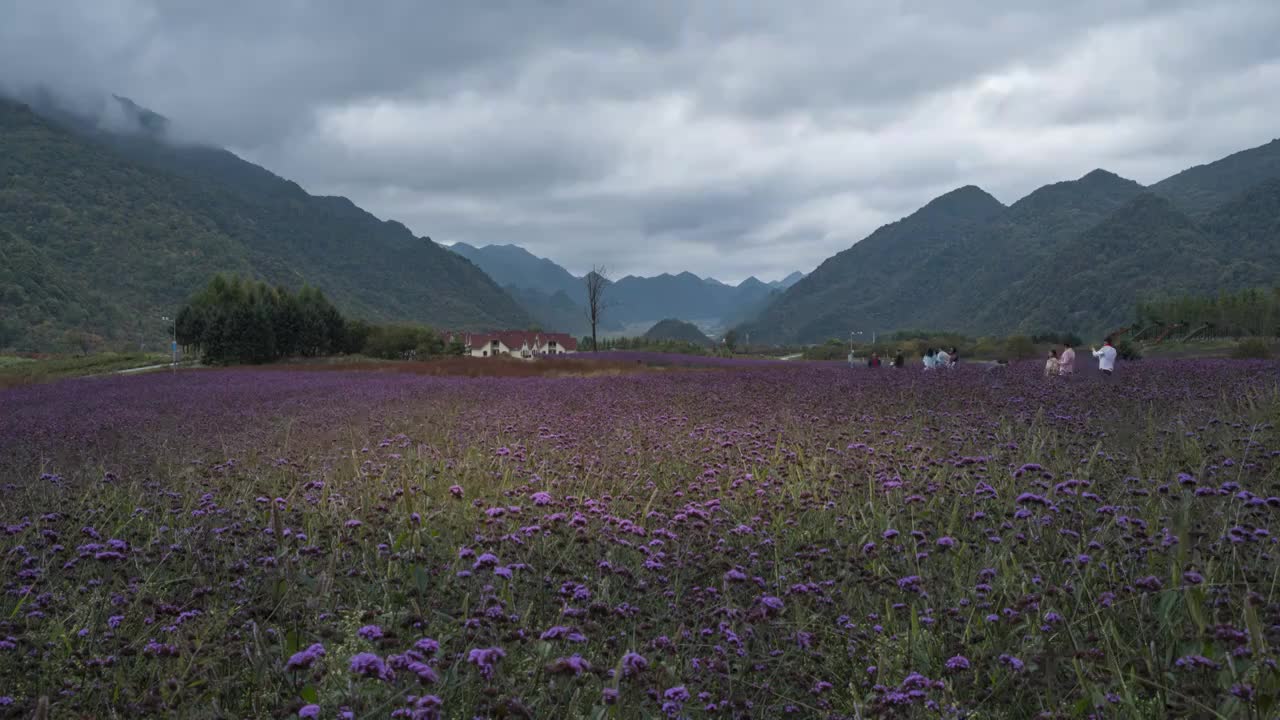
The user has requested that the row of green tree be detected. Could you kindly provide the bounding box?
[176,275,464,365]
[580,335,716,356]
[1136,287,1280,338]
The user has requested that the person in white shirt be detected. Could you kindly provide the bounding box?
[922,349,936,370]
[935,348,951,368]
[1091,337,1117,375]
[1058,343,1076,376]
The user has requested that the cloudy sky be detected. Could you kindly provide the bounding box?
[4,1,1279,283]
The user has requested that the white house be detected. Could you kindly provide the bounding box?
[449,331,579,359]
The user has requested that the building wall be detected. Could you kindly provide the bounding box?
[466,338,576,358]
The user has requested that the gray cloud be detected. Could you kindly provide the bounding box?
[3,0,1279,283]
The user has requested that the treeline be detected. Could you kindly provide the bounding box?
[1137,287,1280,338]
[176,275,463,365]
[582,336,715,357]
[803,329,1092,362]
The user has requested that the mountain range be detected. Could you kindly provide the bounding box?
[448,242,803,335]
[740,138,1280,343]
[0,93,530,351]
[4,89,1278,352]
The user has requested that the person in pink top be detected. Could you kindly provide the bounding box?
[1058,342,1076,376]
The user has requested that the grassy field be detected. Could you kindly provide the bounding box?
[1,357,1278,718]
[0,352,168,388]
[1141,338,1278,359]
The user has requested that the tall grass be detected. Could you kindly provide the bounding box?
[0,361,1277,718]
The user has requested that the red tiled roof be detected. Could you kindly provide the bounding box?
[458,331,577,352]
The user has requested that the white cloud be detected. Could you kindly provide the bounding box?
[3,0,1279,282]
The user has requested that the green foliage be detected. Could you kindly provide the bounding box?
[0,98,530,352]
[722,329,739,352]
[362,325,444,360]
[592,336,709,356]
[1004,335,1037,359]
[1231,338,1273,359]
[1137,287,1280,339]
[643,319,712,347]
[802,339,849,361]
[177,275,455,364]
[0,352,165,385]
[1115,340,1142,361]
[1031,331,1084,347]
[177,275,351,365]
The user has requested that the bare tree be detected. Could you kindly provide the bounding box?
[584,265,609,352]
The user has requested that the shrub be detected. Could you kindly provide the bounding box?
[1115,340,1142,361]
[1231,338,1273,359]
[1004,335,1036,359]
[363,325,441,360]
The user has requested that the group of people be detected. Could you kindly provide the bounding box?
[859,338,1118,377]
[922,347,958,370]
[866,351,906,368]
[863,347,958,369]
[1045,337,1118,377]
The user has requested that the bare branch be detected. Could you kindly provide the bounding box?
[584,265,609,353]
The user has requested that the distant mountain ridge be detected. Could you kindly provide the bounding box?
[447,242,803,332]
[1151,139,1280,218]
[0,94,530,351]
[740,137,1280,343]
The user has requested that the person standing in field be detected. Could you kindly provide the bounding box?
[948,346,959,368]
[935,347,951,368]
[1092,337,1117,376]
[868,352,881,368]
[892,350,905,368]
[922,349,935,370]
[1058,342,1075,376]
[1045,349,1060,377]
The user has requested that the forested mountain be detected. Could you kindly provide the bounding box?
[981,194,1219,334]
[504,285,615,336]
[737,185,1007,342]
[740,138,1280,343]
[450,243,584,299]
[448,241,799,330]
[607,271,771,325]
[642,318,713,346]
[0,95,530,351]
[1151,138,1280,218]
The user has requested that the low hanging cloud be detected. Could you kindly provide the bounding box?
[3,0,1279,282]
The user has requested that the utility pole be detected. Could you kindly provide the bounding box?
[161,315,176,367]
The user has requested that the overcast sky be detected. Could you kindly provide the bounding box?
[4,1,1279,283]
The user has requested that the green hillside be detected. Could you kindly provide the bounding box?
[642,318,713,346]
[0,97,530,351]
[737,185,1007,343]
[1151,138,1280,218]
[740,141,1280,344]
[985,194,1222,335]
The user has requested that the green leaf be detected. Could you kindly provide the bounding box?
[285,629,302,655]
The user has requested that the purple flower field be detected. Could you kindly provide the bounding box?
[1,359,1279,718]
